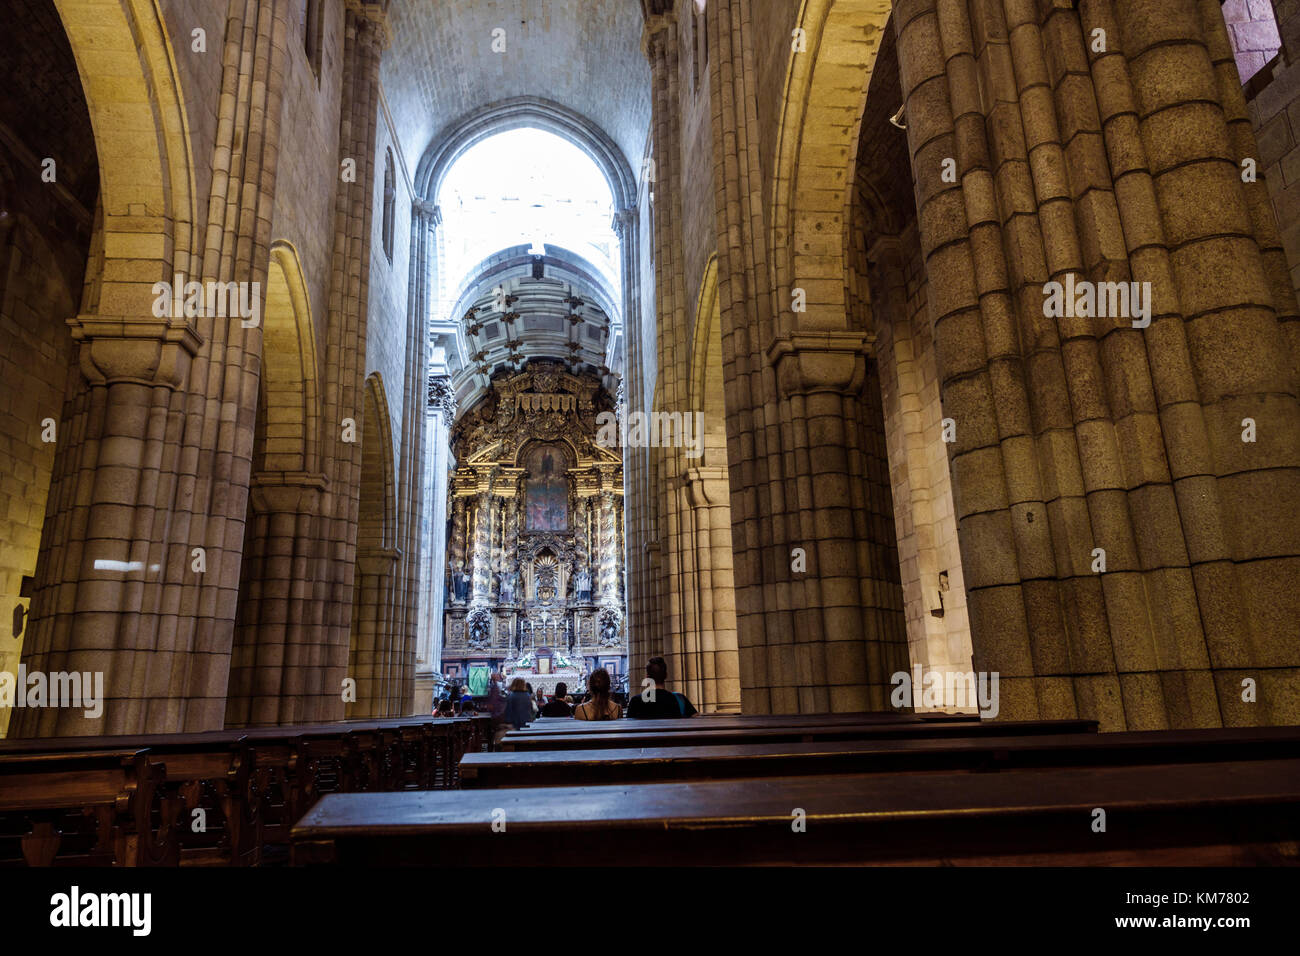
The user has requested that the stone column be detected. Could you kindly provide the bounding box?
[226,473,328,727]
[222,0,388,728]
[393,200,441,716]
[706,0,908,714]
[416,371,454,712]
[347,546,400,717]
[15,0,292,736]
[892,0,1300,727]
[685,466,741,712]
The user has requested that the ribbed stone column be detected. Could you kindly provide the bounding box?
[685,466,741,712]
[15,0,292,736]
[347,546,400,717]
[226,474,328,727]
[893,0,1300,727]
[706,0,908,713]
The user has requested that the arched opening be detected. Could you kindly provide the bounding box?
[381,148,396,263]
[436,127,621,315]
[846,25,974,701]
[347,373,401,718]
[421,111,634,703]
[227,242,324,728]
[680,256,740,712]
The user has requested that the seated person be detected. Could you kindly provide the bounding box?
[459,696,476,715]
[435,697,455,717]
[503,677,535,729]
[539,682,573,717]
[573,669,621,720]
[626,656,698,718]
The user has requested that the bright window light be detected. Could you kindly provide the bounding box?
[438,128,619,303]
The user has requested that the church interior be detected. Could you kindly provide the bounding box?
[0,0,1299,882]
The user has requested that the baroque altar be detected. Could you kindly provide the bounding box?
[442,362,627,688]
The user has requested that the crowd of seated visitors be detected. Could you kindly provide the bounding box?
[471,657,698,735]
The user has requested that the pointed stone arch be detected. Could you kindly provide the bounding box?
[347,372,402,717]
[680,253,740,712]
[768,0,894,330]
[258,241,322,476]
[54,0,198,294]
[228,240,329,728]
[359,372,398,552]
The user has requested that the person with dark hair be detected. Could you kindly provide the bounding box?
[487,671,506,723]
[503,677,534,729]
[573,669,621,720]
[627,656,698,718]
[539,681,573,717]
[459,695,475,715]
[436,698,455,717]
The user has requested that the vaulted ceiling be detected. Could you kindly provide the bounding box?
[382,0,652,181]
[433,245,622,415]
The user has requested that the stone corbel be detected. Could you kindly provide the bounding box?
[683,466,729,509]
[357,547,401,577]
[346,0,391,49]
[249,471,330,514]
[414,199,442,228]
[611,206,636,239]
[766,330,874,398]
[69,313,204,390]
[640,12,677,58]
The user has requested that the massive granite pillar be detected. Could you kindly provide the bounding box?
[706,0,908,713]
[893,0,1300,727]
[15,0,292,735]
[226,0,388,726]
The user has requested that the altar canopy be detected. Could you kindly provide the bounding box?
[442,363,627,688]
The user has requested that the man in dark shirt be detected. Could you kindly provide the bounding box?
[539,682,573,717]
[626,656,698,718]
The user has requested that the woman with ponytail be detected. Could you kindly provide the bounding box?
[573,668,621,720]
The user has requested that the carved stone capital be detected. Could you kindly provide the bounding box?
[357,546,401,576]
[611,206,636,239]
[428,374,456,422]
[250,471,329,514]
[767,330,874,397]
[683,466,729,509]
[640,12,677,59]
[414,199,442,226]
[347,0,390,48]
[69,314,204,390]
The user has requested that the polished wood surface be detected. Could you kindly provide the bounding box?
[292,758,1300,865]
[463,725,1300,788]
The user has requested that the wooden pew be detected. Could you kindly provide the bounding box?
[0,714,490,866]
[290,758,1300,865]
[0,750,179,866]
[517,712,973,732]
[498,717,1099,751]
[0,733,258,866]
[462,725,1300,788]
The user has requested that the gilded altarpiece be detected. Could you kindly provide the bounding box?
[443,364,626,690]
